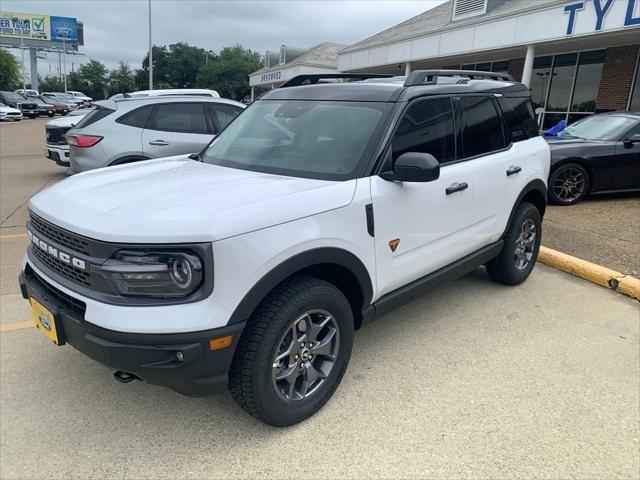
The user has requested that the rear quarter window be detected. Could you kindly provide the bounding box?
[73,107,115,128]
[503,97,539,142]
[116,105,153,128]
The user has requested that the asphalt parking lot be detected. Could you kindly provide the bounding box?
[1,119,639,479]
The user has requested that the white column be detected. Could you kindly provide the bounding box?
[404,62,412,76]
[250,86,255,102]
[521,45,535,88]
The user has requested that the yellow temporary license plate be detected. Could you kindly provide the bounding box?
[30,298,61,345]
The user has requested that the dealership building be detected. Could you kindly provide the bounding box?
[338,0,640,127]
[249,42,346,100]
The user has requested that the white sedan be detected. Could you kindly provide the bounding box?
[0,102,22,121]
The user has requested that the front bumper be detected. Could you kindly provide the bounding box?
[45,145,70,166]
[19,266,245,396]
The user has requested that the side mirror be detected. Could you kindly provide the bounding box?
[380,152,440,182]
[624,133,640,146]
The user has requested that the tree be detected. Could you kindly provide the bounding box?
[38,75,65,92]
[138,45,172,89]
[107,62,136,96]
[0,50,21,90]
[197,45,261,100]
[70,60,108,99]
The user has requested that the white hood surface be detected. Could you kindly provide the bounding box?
[29,156,357,243]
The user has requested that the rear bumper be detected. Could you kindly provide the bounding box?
[19,267,245,396]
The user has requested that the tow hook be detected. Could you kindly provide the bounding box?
[113,370,140,383]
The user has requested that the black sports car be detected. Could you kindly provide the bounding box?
[546,112,640,205]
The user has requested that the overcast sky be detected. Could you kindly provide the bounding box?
[4,0,444,76]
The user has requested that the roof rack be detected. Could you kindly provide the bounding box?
[280,73,393,88]
[404,70,514,87]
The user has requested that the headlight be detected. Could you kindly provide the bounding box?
[95,250,204,298]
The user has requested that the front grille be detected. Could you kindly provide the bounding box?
[25,264,87,316]
[30,213,90,255]
[31,245,92,287]
[19,102,37,110]
[45,126,72,146]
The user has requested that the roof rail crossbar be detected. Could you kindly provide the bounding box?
[404,69,514,87]
[280,73,394,88]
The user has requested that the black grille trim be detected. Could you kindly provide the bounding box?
[25,264,87,317]
[45,126,72,146]
[30,212,90,254]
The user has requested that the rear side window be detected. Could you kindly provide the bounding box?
[209,104,242,131]
[503,97,539,142]
[392,97,456,164]
[147,103,209,134]
[116,105,153,128]
[458,96,506,158]
[74,107,115,128]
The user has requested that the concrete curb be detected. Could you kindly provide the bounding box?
[538,246,640,301]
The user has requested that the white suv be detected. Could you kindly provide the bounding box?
[19,71,549,426]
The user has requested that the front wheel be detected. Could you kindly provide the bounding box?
[549,163,589,205]
[486,202,542,285]
[229,275,353,426]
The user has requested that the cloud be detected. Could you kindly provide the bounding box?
[3,0,444,73]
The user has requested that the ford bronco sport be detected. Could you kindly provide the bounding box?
[20,70,549,426]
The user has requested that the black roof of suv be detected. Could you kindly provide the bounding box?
[262,70,530,102]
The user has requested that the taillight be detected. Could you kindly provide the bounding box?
[65,134,103,148]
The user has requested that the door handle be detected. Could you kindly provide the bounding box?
[446,182,468,195]
[506,166,522,176]
[148,140,169,146]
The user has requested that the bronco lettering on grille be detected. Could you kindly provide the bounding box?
[27,229,87,271]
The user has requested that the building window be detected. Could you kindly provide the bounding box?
[571,50,605,112]
[491,60,510,74]
[528,50,605,128]
[629,51,640,112]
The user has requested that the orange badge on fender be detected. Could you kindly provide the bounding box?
[389,238,400,252]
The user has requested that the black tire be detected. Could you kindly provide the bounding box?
[548,163,590,205]
[486,202,542,285]
[28,114,36,119]
[229,275,354,426]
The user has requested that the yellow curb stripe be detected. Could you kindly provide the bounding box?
[539,246,640,301]
[0,233,28,239]
[0,321,34,333]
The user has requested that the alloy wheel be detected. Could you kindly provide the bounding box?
[272,309,340,402]
[553,167,586,202]
[514,219,536,271]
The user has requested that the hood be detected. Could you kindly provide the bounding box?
[545,136,605,148]
[29,156,357,243]
[0,105,20,113]
[46,114,86,128]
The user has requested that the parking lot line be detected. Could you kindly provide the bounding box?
[0,233,28,240]
[0,321,33,333]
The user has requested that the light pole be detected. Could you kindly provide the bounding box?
[62,39,67,92]
[20,35,26,90]
[148,0,153,89]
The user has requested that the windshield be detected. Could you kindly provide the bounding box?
[2,92,26,102]
[201,100,390,180]
[561,115,637,141]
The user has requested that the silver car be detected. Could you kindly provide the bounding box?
[66,96,245,173]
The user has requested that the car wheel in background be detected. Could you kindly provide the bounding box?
[548,163,590,205]
[486,202,542,286]
[229,275,353,426]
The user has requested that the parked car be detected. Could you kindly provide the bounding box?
[41,92,83,109]
[129,88,220,98]
[19,70,550,426]
[35,96,69,115]
[66,90,93,105]
[0,102,22,121]
[65,95,245,173]
[45,112,89,166]
[31,97,55,117]
[0,91,38,118]
[15,88,39,97]
[546,112,640,205]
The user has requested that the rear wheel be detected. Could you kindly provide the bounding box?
[229,275,353,426]
[549,163,589,205]
[486,202,542,285]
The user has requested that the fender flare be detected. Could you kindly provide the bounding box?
[227,247,374,325]
[503,179,547,238]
